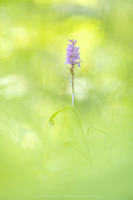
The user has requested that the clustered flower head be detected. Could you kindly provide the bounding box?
[64,39,81,74]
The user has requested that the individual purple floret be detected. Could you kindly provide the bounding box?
[65,39,81,74]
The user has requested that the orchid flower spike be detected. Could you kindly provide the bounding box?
[64,39,81,74]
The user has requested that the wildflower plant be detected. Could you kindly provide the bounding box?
[65,39,81,108]
[49,39,114,163]
[65,39,81,71]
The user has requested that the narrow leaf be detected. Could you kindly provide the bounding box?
[62,141,90,162]
[68,76,72,85]
[67,67,74,76]
[49,107,71,126]
[87,126,91,142]
[87,126,115,148]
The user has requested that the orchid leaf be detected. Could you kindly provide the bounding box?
[49,107,71,126]
[87,126,115,149]
[62,141,90,162]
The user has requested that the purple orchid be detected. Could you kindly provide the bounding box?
[65,39,81,74]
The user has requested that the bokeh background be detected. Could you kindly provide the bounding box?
[0,0,133,199]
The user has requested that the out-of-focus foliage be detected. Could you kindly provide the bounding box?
[0,0,133,199]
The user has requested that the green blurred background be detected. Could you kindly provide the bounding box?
[0,0,133,199]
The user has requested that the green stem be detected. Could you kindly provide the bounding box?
[71,73,90,156]
[72,74,74,93]
[72,74,75,108]
[74,109,90,156]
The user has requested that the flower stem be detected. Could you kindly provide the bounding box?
[72,74,74,93]
[72,74,75,108]
[74,109,90,156]
[71,73,90,156]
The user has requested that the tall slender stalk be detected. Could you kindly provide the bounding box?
[71,73,90,156]
[65,39,89,156]
[72,74,75,108]
[72,74,74,94]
